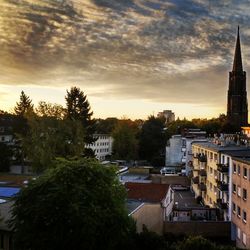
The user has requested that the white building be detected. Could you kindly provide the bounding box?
[85,134,113,161]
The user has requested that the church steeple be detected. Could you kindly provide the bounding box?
[227,26,248,128]
[232,26,243,72]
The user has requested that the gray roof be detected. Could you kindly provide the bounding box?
[126,199,143,215]
[193,141,250,154]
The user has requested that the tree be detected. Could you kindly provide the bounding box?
[138,116,166,166]
[10,158,135,250]
[65,87,96,144]
[36,101,65,119]
[14,91,34,116]
[112,119,138,160]
[22,113,85,173]
[0,143,12,172]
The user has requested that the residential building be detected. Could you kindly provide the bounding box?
[227,27,248,127]
[191,138,250,221]
[165,129,207,175]
[85,134,113,161]
[157,110,175,124]
[231,157,250,249]
[125,182,174,222]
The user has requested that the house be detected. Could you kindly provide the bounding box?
[125,182,174,234]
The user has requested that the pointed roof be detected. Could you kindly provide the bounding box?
[232,26,243,72]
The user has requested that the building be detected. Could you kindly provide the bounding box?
[231,157,250,249]
[85,134,113,161]
[125,182,174,233]
[165,129,207,175]
[191,138,250,221]
[157,110,175,124]
[227,27,248,127]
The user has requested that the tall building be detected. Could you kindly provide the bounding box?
[157,110,175,124]
[227,27,248,127]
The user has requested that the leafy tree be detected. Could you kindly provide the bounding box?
[10,158,135,250]
[112,119,138,160]
[138,116,166,166]
[36,101,65,119]
[0,143,12,172]
[95,117,119,134]
[65,87,96,144]
[14,91,34,116]
[22,113,85,173]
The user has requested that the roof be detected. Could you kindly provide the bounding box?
[125,182,169,203]
[0,187,20,198]
[192,141,250,153]
[126,199,144,215]
[232,157,250,165]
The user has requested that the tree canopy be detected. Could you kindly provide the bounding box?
[14,91,34,116]
[10,158,135,250]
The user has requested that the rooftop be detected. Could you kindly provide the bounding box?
[126,199,144,215]
[125,182,169,203]
[192,141,250,153]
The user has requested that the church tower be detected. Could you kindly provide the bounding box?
[227,27,248,127]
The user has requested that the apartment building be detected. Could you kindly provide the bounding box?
[85,134,113,161]
[231,157,250,249]
[191,139,250,221]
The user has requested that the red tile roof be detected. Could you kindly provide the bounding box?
[125,182,169,203]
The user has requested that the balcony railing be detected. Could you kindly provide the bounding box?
[198,183,206,191]
[198,154,207,163]
[216,199,228,209]
[217,163,229,173]
[199,169,207,177]
[217,180,228,191]
[192,176,199,184]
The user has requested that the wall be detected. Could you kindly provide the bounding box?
[151,175,190,186]
[131,204,163,235]
[164,221,231,238]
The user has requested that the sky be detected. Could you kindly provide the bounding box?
[1,0,250,120]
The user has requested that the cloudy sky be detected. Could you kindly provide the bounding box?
[0,0,250,119]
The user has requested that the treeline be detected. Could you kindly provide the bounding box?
[0,87,233,172]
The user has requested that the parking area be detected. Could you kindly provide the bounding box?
[174,190,203,208]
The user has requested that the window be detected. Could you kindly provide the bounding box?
[243,189,247,200]
[233,164,237,173]
[238,165,241,175]
[243,211,247,223]
[237,227,241,239]
[238,186,241,197]
[243,167,247,178]
[233,184,236,193]
[233,202,236,213]
[243,232,247,245]
[237,206,241,218]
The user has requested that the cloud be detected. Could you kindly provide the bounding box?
[1,0,250,110]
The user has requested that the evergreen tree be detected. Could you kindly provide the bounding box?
[65,87,96,144]
[14,91,34,116]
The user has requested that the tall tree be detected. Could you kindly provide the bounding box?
[10,158,135,250]
[138,116,166,166]
[112,120,138,160]
[65,87,96,144]
[14,91,34,116]
[36,101,65,119]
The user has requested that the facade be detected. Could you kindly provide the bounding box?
[85,134,113,161]
[227,27,248,127]
[231,157,250,249]
[191,139,250,221]
[157,110,175,124]
[165,129,207,175]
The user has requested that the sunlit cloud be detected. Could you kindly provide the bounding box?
[0,0,250,119]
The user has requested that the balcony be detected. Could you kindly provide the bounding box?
[216,199,228,210]
[198,183,206,191]
[198,154,207,162]
[217,164,229,173]
[192,176,199,184]
[199,169,207,177]
[217,180,228,192]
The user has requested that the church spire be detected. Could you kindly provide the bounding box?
[232,26,243,72]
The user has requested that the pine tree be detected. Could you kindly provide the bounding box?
[65,87,96,144]
[14,91,34,116]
